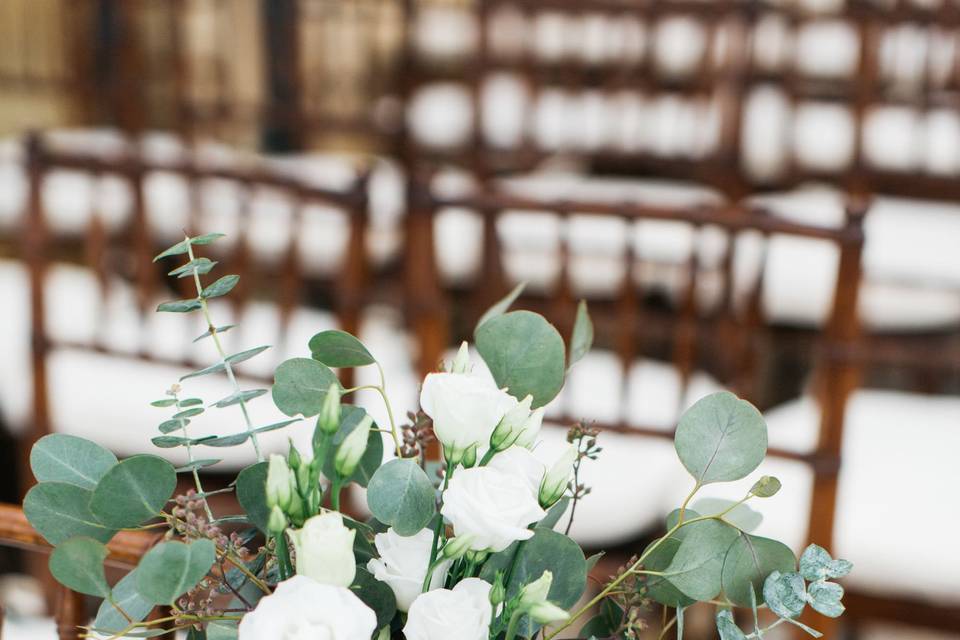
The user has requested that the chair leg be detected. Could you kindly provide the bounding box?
[54,586,83,640]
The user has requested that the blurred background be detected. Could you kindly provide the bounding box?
[1,0,959,638]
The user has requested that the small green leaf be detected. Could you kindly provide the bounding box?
[180,345,270,381]
[150,399,177,408]
[352,567,397,629]
[763,571,807,619]
[152,435,216,448]
[153,239,190,262]
[309,330,376,367]
[212,389,268,408]
[200,433,250,448]
[569,300,593,368]
[89,455,177,528]
[366,459,435,536]
[475,310,566,408]
[674,391,768,485]
[721,533,796,607]
[252,419,300,435]
[692,498,763,532]
[272,357,340,417]
[585,551,604,572]
[172,407,204,420]
[201,275,240,299]
[206,620,239,640]
[799,544,853,581]
[663,518,739,601]
[175,459,221,473]
[750,475,782,498]
[23,482,116,545]
[716,610,748,640]
[475,282,526,333]
[49,537,110,597]
[30,434,117,490]
[168,257,218,278]
[807,580,845,618]
[157,299,202,313]
[158,419,188,434]
[193,325,237,342]
[136,539,216,605]
[643,509,701,608]
[190,232,225,245]
[538,497,569,530]
[236,462,269,533]
[93,568,154,634]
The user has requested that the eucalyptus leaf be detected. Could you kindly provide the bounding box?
[663,518,739,601]
[716,610,748,640]
[94,569,154,634]
[178,398,204,407]
[180,346,270,381]
[49,537,110,597]
[191,232,225,245]
[201,275,240,299]
[206,620,239,640]
[23,482,116,545]
[674,391,767,485]
[252,419,300,435]
[176,459,221,473]
[172,407,204,420]
[585,552,604,572]
[168,257,217,278]
[236,462,270,533]
[193,325,237,342]
[200,433,250,448]
[272,357,340,417]
[475,310,566,408]
[799,544,853,581]
[475,281,526,333]
[30,434,117,490]
[136,539,217,605]
[763,571,807,619]
[158,419,188,434]
[569,300,593,368]
[721,533,796,607]
[153,239,190,262]
[643,510,700,608]
[807,580,845,618]
[692,498,763,532]
[479,528,587,637]
[212,389,268,408]
[150,399,177,408]
[352,567,397,629]
[322,406,382,487]
[309,330,376,367]
[89,455,177,528]
[750,475,782,498]
[366,459,435,536]
[157,299,202,313]
[538,497,569,530]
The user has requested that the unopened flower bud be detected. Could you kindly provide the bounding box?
[266,454,293,510]
[515,407,545,449]
[519,570,553,607]
[450,341,471,374]
[465,549,489,565]
[489,573,506,606]
[461,442,479,468]
[527,601,569,624]
[490,395,533,452]
[538,445,577,508]
[288,441,302,471]
[267,505,288,536]
[441,534,476,561]
[335,415,373,478]
[318,389,341,435]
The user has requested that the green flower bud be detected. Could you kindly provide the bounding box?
[489,572,506,606]
[335,414,373,478]
[489,395,533,452]
[519,570,553,607]
[266,454,293,510]
[526,601,569,624]
[267,505,288,536]
[465,549,489,565]
[450,341,471,374]
[296,460,311,496]
[440,534,476,561]
[288,440,303,470]
[538,445,577,509]
[318,389,341,436]
[515,407,545,449]
[461,442,479,468]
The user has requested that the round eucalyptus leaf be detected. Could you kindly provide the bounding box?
[94,568,154,634]
[136,539,217,605]
[663,518,739,601]
[643,535,695,608]
[750,475,782,498]
[480,528,586,636]
[807,580,845,618]
[352,567,397,629]
[674,392,767,485]
[23,482,116,545]
[206,620,239,640]
[721,533,796,606]
[89,455,177,528]
[272,358,339,417]
[716,610,748,640]
[321,406,383,488]
[762,570,807,619]
[475,310,566,408]
[236,461,270,534]
[366,459,435,536]
[30,434,117,490]
[692,498,763,532]
[799,544,853,581]
[49,537,110,597]
[309,330,376,367]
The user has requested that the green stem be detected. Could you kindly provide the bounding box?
[677,480,701,523]
[185,238,262,461]
[478,448,496,466]
[331,476,343,511]
[374,361,403,457]
[170,390,214,521]
[504,609,524,640]
[275,533,294,580]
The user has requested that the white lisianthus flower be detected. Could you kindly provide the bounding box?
[288,512,356,587]
[538,444,578,509]
[420,371,514,461]
[441,466,546,552]
[238,575,376,640]
[366,527,451,612]
[403,577,493,640]
[487,446,545,498]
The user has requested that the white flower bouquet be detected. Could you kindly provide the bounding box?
[24,233,851,639]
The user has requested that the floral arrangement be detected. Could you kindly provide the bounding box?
[24,233,851,639]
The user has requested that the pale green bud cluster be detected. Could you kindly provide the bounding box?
[518,571,570,624]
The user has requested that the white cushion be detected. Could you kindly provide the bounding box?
[795,20,859,78]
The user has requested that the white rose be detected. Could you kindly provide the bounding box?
[239,575,376,640]
[366,527,451,612]
[403,577,492,640]
[487,446,545,498]
[288,512,356,587]
[420,371,514,459]
[441,466,546,552]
